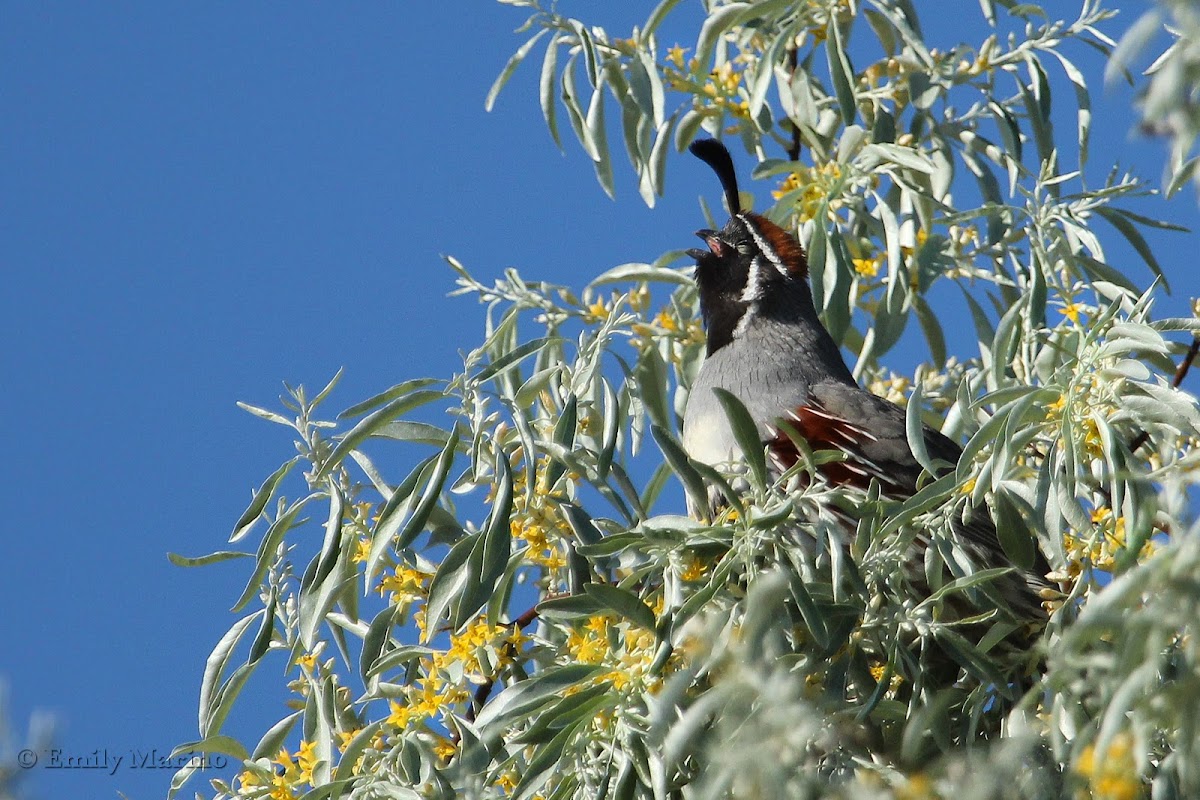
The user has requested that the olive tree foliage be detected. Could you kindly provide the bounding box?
[174,2,1200,799]
[1111,0,1200,199]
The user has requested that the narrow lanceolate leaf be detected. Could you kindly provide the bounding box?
[650,424,710,517]
[456,447,515,629]
[315,389,445,481]
[540,33,562,149]
[696,3,751,67]
[711,388,767,491]
[366,452,438,581]
[250,711,302,761]
[636,346,671,429]
[827,18,858,125]
[1095,207,1172,291]
[394,431,461,552]
[475,337,564,385]
[230,456,300,543]
[584,583,656,631]
[202,662,259,740]
[590,262,692,286]
[236,401,293,427]
[248,591,277,665]
[561,53,601,161]
[167,550,251,568]
[991,488,1036,571]
[199,613,262,736]
[337,377,440,420]
[904,381,937,476]
[233,497,311,612]
[423,532,477,641]
[587,85,615,197]
[475,664,604,734]
[643,0,685,39]
[486,28,549,112]
[546,394,577,489]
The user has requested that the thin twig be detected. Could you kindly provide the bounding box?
[455,606,543,739]
[787,46,802,163]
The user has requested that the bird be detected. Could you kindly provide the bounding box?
[680,137,1051,623]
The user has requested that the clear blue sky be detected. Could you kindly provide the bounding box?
[0,3,1189,798]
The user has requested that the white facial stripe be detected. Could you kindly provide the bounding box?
[741,215,789,277]
[740,255,765,303]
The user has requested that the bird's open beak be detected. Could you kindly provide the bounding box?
[693,229,728,258]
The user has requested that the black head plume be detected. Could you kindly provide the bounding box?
[688,138,740,216]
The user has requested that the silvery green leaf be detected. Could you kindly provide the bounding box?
[393,432,460,552]
[570,20,600,88]
[230,456,300,542]
[591,262,691,287]
[638,45,665,128]
[540,33,563,149]
[199,613,261,736]
[486,28,549,112]
[1105,11,1161,86]
[696,4,750,67]
[675,108,706,152]
[202,662,258,742]
[913,293,946,366]
[905,380,937,476]
[475,337,563,384]
[647,118,672,200]
[1047,49,1092,170]
[233,497,310,612]
[475,664,603,733]
[237,401,294,427]
[863,142,935,173]
[316,390,445,481]
[587,86,615,197]
[637,346,671,429]
[711,388,767,491]
[990,489,1037,571]
[1095,207,1172,290]
[584,583,656,631]
[423,532,476,641]
[651,424,710,517]
[168,550,251,568]
[1020,56,1055,168]
[827,19,857,125]
[561,53,601,161]
[643,0,685,39]
[1166,155,1199,198]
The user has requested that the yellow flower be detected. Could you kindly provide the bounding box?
[296,740,319,784]
[655,308,679,332]
[296,652,318,672]
[336,729,361,752]
[666,44,687,68]
[852,253,884,278]
[432,737,457,762]
[960,477,977,496]
[679,554,708,582]
[567,615,613,664]
[496,770,520,792]
[1074,732,1142,800]
[584,298,610,322]
[387,700,412,729]
[378,563,432,604]
[351,537,371,564]
[1061,302,1084,324]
